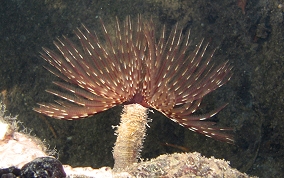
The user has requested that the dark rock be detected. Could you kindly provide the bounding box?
[20,157,66,178]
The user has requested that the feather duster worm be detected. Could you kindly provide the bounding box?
[34,15,233,170]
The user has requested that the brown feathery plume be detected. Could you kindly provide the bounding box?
[34,15,233,170]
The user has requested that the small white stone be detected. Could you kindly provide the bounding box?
[0,120,9,140]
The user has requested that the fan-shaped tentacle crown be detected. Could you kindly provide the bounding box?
[34,15,233,144]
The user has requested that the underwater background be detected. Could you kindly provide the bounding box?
[0,0,283,177]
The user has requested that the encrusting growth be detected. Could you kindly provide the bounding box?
[34,15,233,169]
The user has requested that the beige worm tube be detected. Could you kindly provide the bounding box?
[113,104,149,170]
